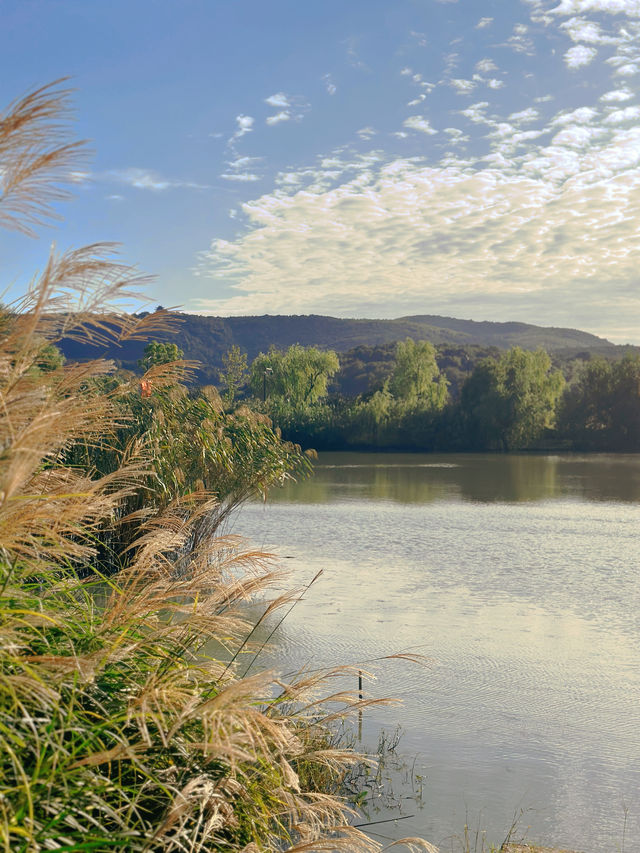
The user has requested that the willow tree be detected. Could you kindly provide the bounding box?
[388,338,448,411]
[250,344,339,408]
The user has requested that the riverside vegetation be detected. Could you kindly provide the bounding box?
[218,337,640,454]
[0,82,439,852]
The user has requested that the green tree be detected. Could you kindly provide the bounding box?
[558,354,640,450]
[35,341,65,373]
[388,338,448,411]
[250,344,339,409]
[461,347,564,450]
[138,340,184,371]
[219,344,248,405]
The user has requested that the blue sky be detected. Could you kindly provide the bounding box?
[2,0,640,343]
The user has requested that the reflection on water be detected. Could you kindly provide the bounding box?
[269,452,640,504]
[230,453,640,853]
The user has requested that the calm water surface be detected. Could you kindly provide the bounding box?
[230,453,640,853]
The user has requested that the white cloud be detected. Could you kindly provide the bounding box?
[68,170,90,184]
[564,44,598,67]
[265,92,290,108]
[231,114,254,141]
[550,1,640,15]
[551,124,607,147]
[553,106,598,125]
[459,102,490,124]
[266,111,291,125]
[604,104,640,122]
[444,127,470,144]
[505,25,536,54]
[476,17,494,28]
[107,168,208,191]
[226,156,261,170]
[443,52,460,74]
[403,116,437,135]
[190,0,640,338]
[449,78,476,94]
[613,62,640,74]
[559,16,614,43]
[600,87,635,100]
[475,58,498,73]
[194,143,640,334]
[223,156,263,181]
[509,108,539,123]
[111,169,168,190]
[220,172,261,182]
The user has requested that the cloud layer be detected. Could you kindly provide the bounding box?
[193,0,640,341]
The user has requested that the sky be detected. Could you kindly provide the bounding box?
[1,0,640,343]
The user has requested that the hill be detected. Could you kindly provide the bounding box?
[58,311,623,386]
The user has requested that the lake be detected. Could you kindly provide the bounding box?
[229,452,640,853]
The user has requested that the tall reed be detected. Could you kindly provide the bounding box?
[0,82,436,852]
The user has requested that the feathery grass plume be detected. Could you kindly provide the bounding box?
[0,78,88,235]
[0,80,435,853]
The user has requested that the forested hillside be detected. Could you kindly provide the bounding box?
[58,310,623,386]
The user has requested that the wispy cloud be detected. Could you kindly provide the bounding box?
[403,116,438,134]
[504,23,536,55]
[107,168,208,191]
[449,78,476,95]
[264,93,292,124]
[220,172,261,182]
[266,111,291,125]
[221,155,262,183]
[475,58,498,73]
[322,73,337,95]
[265,92,290,108]
[230,114,254,142]
[264,92,309,125]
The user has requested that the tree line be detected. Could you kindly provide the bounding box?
[214,339,640,453]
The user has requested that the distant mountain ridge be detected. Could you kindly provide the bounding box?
[59,311,622,385]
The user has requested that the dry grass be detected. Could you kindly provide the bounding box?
[0,81,437,853]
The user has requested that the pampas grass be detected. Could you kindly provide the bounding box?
[0,81,437,853]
